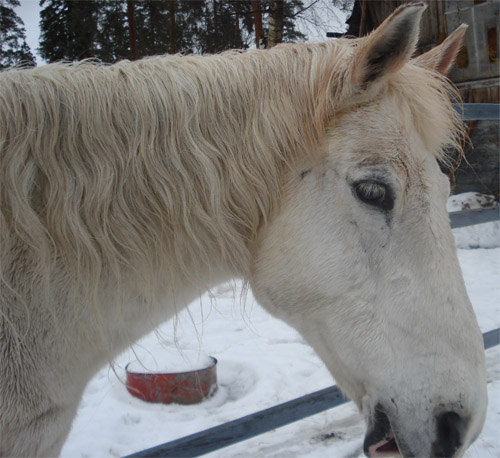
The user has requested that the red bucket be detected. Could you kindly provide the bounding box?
[126,355,217,404]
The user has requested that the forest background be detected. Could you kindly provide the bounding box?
[1,0,352,68]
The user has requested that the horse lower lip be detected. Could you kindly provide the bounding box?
[367,429,401,457]
[376,437,400,456]
[364,406,402,457]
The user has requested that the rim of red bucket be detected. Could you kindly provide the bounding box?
[125,356,217,376]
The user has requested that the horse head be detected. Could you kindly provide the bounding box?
[250,4,487,457]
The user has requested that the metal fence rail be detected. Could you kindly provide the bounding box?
[126,328,500,458]
[126,386,347,458]
[450,207,499,228]
[452,103,500,121]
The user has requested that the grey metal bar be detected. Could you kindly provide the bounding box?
[453,103,500,121]
[483,328,500,350]
[126,328,500,458]
[450,207,499,229]
[125,386,347,457]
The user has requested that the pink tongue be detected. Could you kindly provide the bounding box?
[368,431,401,457]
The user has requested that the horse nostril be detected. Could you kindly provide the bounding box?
[432,411,465,457]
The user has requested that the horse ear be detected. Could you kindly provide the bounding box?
[413,24,468,75]
[351,3,426,87]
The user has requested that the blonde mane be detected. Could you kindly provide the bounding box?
[0,40,462,313]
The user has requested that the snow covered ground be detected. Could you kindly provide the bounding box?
[61,194,499,458]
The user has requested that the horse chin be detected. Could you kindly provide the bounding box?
[363,406,402,458]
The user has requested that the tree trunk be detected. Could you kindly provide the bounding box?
[359,0,367,36]
[126,1,137,60]
[268,0,284,48]
[213,0,219,51]
[234,1,242,49]
[169,0,176,54]
[252,0,264,49]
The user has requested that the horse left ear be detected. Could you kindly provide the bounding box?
[351,3,426,87]
[413,24,468,75]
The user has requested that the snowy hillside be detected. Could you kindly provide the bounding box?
[61,194,499,458]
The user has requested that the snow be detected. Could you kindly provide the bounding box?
[126,348,214,374]
[295,0,349,42]
[448,192,500,249]
[60,194,499,458]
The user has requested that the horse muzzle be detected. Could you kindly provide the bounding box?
[363,403,472,458]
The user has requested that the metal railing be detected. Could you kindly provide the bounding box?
[450,207,499,228]
[452,103,500,121]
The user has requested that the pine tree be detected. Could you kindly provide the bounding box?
[268,0,283,47]
[126,0,137,59]
[281,0,306,42]
[67,0,98,59]
[39,0,98,62]
[263,0,306,47]
[95,1,129,62]
[214,1,253,51]
[168,0,175,53]
[93,0,205,63]
[38,0,68,62]
[252,0,264,48]
[0,0,35,69]
[175,1,206,53]
[197,1,254,53]
[251,0,306,49]
[133,1,169,58]
[37,0,312,65]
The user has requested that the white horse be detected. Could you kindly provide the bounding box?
[0,4,487,457]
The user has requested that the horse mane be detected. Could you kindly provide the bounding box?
[0,40,462,314]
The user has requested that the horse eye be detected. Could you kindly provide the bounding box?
[353,180,394,211]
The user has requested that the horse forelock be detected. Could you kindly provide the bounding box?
[388,62,463,165]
